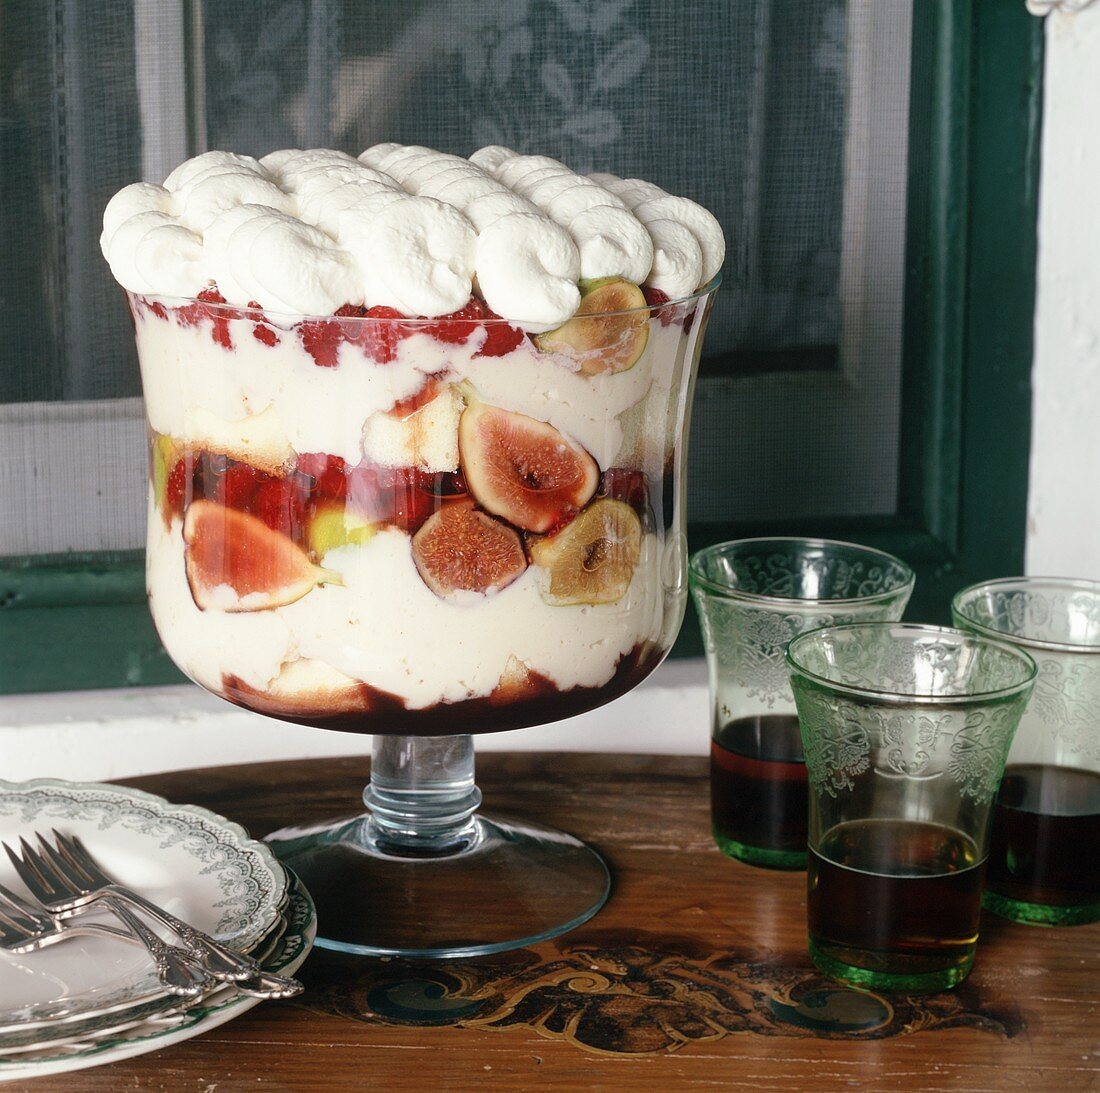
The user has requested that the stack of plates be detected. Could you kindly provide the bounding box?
[0,779,315,1083]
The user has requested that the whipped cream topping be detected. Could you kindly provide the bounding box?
[102,145,724,327]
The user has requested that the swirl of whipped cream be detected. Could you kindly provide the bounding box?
[162,150,266,192]
[589,173,724,289]
[343,197,476,317]
[475,149,653,285]
[288,162,401,234]
[468,145,518,173]
[177,171,293,233]
[101,182,174,246]
[475,213,581,332]
[104,210,206,298]
[261,148,361,183]
[204,204,361,315]
[369,144,581,329]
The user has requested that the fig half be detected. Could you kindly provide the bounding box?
[411,500,527,598]
[184,500,340,611]
[458,400,599,533]
[529,498,642,606]
[534,277,649,375]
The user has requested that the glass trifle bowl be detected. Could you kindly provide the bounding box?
[131,281,717,956]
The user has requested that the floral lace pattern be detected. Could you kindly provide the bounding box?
[793,685,1025,803]
[722,549,910,601]
[959,586,1100,648]
[0,780,285,941]
[1030,657,1100,761]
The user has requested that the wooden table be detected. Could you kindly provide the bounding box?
[15,754,1098,1091]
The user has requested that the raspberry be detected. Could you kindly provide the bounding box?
[359,305,408,364]
[298,453,348,502]
[427,299,484,344]
[165,459,187,518]
[253,478,307,539]
[642,286,676,327]
[425,298,527,357]
[298,319,342,368]
[148,300,168,320]
[217,462,262,510]
[196,286,234,349]
[476,319,527,358]
[247,301,279,347]
[600,468,649,514]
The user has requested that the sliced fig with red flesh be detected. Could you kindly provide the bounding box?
[184,499,340,612]
[411,500,527,597]
[534,277,649,376]
[528,498,642,606]
[458,401,599,533]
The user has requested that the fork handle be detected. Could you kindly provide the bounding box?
[104,886,259,982]
[105,898,214,998]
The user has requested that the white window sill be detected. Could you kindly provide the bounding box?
[0,658,709,783]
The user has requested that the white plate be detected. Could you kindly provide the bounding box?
[0,871,315,1082]
[0,779,286,1032]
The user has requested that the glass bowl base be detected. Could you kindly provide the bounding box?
[265,812,610,958]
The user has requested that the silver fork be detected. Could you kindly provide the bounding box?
[4,837,213,998]
[0,879,132,952]
[41,831,258,983]
[19,832,301,1000]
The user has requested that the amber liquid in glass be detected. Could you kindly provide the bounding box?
[808,819,985,984]
[710,715,807,862]
[988,764,1100,907]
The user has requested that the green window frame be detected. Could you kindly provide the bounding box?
[0,0,1043,692]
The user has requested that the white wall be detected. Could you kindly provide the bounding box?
[1025,3,1100,578]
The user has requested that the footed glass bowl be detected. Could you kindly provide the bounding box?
[131,281,718,956]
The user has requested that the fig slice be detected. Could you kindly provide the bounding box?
[411,500,527,598]
[528,498,642,606]
[534,277,649,375]
[458,399,599,533]
[184,499,340,612]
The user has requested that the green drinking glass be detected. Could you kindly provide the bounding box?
[689,538,913,869]
[952,577,1100,925]
[787,623,1036,993]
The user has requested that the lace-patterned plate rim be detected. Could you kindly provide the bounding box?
[786,623,1038,707]
[688,537,915,609]
[952,576,1100,655]
[0,872,314,1082]
[0,774,288,954]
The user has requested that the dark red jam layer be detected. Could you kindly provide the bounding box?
[217,641,666,736]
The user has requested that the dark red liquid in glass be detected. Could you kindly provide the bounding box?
[988,764,1100,907]
[710,715,807,856]
[808,819,985,979]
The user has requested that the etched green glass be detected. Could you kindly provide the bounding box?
[787,623,1035,993]
[689,539,913,869]
[953,578,1100,926]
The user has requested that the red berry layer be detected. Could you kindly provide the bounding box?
[131,289,530,367]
